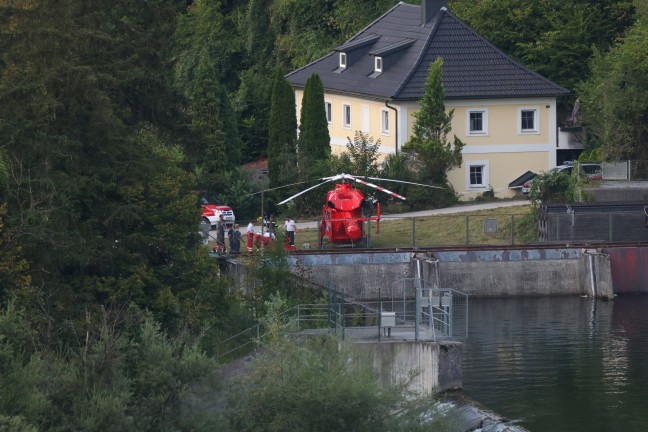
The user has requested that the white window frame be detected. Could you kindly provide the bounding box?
[466,108,488,136]
[466,160,489,190]
[343,104,351,129]
[381,109,390,134]
[339,52,347,69]
[374,56,383,73]
[325,101,332,124]
[518,107,539,134]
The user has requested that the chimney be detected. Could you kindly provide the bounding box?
[421,0,447,25]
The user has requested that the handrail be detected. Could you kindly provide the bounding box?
[216,303,330,363]
[216,287,468,363]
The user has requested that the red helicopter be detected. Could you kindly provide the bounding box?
[278,173,441,249]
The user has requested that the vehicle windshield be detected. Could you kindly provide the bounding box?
[199,196,224,206]
[549,167,572,175]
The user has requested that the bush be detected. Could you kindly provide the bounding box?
[0,304,224,431]
[225,315,461,432]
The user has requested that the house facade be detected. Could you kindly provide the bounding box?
[287,0,570,199]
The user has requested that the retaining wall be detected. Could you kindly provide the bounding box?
[289,247,614,300]
[352,340,462,395]
[288,252,412,298]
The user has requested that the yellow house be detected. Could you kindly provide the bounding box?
[287,0,570,199]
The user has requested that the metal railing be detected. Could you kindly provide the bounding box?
[216,281,468,364]
[379,278,468,341]
[538,204,648,242]
[291,212,530,249]
[328,279,468,342]
[215,303,329,363]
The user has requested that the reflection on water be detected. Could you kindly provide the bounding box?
[462,296,648,432]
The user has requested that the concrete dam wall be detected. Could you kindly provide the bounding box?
[288,247,614,300]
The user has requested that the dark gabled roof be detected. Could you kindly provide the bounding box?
[286,3,570,100]
[509,171,537,188]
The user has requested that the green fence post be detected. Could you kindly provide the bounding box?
[465,215,469,245]
[511,215,515,245]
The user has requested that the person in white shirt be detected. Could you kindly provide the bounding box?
[284,216,296,246]
[246,221,255,252]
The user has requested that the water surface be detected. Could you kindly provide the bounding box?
[462,296,648,432]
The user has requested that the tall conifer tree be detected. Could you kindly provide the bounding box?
[297,73,330,181]
[190,53,242,190]
[402,58,464,208]
[268,70,297,189]
[0,0,227,330]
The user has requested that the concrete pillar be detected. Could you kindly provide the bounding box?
[579,249,614,300]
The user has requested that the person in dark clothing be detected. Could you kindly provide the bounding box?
[265,214,277,246]
[216,214,226,253]
[228,223,241,254]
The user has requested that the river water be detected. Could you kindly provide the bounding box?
[462,295,648,432]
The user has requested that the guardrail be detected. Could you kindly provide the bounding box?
[217,283,468,364]
[215,303,329,363]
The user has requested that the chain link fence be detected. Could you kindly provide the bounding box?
[602,160,648,180]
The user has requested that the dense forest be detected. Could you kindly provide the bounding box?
[0,0,646,429]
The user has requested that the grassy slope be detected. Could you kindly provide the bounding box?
[295,205,532,249]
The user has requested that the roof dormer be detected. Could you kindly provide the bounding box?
[334,35,379,72]
[369,39,415,77]
[339,52,347,69]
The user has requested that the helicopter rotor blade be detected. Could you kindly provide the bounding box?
[358,176,445,190]
[244,179,324,197]
[349,177,406,200]
[277,176,340,205]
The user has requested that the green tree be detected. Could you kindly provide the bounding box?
[0,0,228,334]
[578,0,648,161]
[246,0,274,62]
[269,0,395,70]
[0,205,31,306]
[190,53,242,191]
[236,0,276,162]
[528,164,595,204]
[0,304,224,431]
[451,0,635,95]
[379,152,410,199]
[402,58,464,209]
[298,73,331,179]
[268,70,298,189]
[225,312,461,432]
[173,0,243,95]
[342,131,382,177]
[295,73,331,212]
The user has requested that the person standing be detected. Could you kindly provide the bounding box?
[228,224,241,254]
[267,214,277,244]
[246,220,255,252]
[216,214,226,253]
[284,216,296,247]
